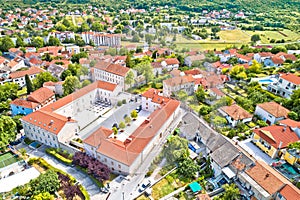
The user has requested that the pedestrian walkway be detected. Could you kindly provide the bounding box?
[150,157,166,181]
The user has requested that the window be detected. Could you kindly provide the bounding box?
[118,164,121,169]
[111,161,114,165]
[104,158,107,162]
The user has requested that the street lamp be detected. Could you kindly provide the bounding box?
[122,191,125,200]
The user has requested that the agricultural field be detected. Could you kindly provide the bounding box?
[217,29,251,43]
[245,29,300,44]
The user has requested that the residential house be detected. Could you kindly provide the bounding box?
[163,74,195,97]
[219,104,253,127]
[10,87,55,116]
[43,81,64,96]
[236,53,252,64]
[9,66,44,87]
[252,125,300,158]
[209,88,225,100]
[83,89,180,175]
[151,62,163,76]
[238,161,300,200]
[65,44,80,55]
[141,88,171,113]
[47,63,66,79]
[254,52,273,63]
[267,73,300,98]
[161,58,180,71]
[254,102,290,125]
[7,57,26,72]
[264,56,284,67]
[184,54,205,67]
[79,58,90,68]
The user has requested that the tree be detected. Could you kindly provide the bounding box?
[63,76,81,96]
[31,37,44,48]
[32,192,54,200]
[131,34,140,42]
[213,116,227,126]
[285,88,300,119]
[131,110,138,119]
[288,111,299,121]
[271,46,287,54]
[81,79,91,88]
[248,60,262,73]
[145,34,154,45]
[163,135,189,164]
[125,116,131,124]
[71,52,88,63]
[251,34,261,43]
[80,22,90,32]
[134,61,154,83]
[125,70,135,88]
[30,170,60,195]
[112,127,118,135]
[195,86,206,103]
[0,36,15,52]
[48,36,60,46]
[25,74,34,94]
[288,141,300,150]
[16,36,25,48]
[33,72,58,89]
[60,69,72,81]
[0,116,17,148]
[125,55,133,68]
[177,157,199,179]
[119,121,126,130]
[230,65,247,80]
[19,148,27,157]
[91,22,104,32]
[199,105,212,116]
[214,184,240,200]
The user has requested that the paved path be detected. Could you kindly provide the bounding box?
[150,158,166,181]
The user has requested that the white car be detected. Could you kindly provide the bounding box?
[138,179,152,192]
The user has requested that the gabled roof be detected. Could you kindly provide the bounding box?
[10,98,39,109]
[27,87,54,104]
[210,141,240,168]
[279,118,300,128]
[165,58,180,65]
[280,73,300,85]
[253,125,299,149]
[163,74,194,87]
[271,56,284,65]
[9,67,44,79]
[257,102,289,118]
[279,184,300,200]
[220,104,253,120]
[210,88,225,97]
[246,161,285,195]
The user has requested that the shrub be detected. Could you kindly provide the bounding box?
[117,101,122,106]
[122,99,126,104]
[45,148,73,165]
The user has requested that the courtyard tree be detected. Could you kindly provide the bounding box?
[125,70,135,88]
[81,79,91,88]
[30,170,60,195]
[119,121,126,130]
[195,86,206,103]
[63,76,81,96]
[33,72,58,89]
[131,110,138,120]
[248,60,262,73]
[112,127,118,135]
[214,184,240,200]
[125,116,131,125]
[163,135,189,164]
[134,61,154,83]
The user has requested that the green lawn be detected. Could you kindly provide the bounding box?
[152,178,177,199]
[0,152,21,169]
[245,29,300,43]
[217,29,251,43]
[17,87,27,96]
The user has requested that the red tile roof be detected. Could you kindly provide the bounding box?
[279,184,300,200]
[246,161,285,195]
[279,119,300,128]
[105,64,130,77]
[257,102,290,118]
[165,58,179,65]
[253,125,299,149]
[9,67,44,79]
[271,56,284,65]
[281,73,300,85]
[220,104,253,120]
[10,98,39,109]
[210,88,225,97]
[27,87,55,104]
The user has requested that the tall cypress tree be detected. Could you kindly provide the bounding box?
[25,74,34,94]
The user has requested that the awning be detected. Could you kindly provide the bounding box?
[189,182,202,193]
[222,167,235,179]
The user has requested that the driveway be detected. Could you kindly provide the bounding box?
[16,144,108,200]
[238,138,275,165]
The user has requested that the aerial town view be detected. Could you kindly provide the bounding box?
[0,0,300,199]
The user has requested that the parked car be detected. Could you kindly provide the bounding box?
[136,105,142,112]
[138,179,152,192]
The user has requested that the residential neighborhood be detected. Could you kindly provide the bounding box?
[0,1,300,200]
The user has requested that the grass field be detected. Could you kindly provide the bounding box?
[245,29,300,43]
[218,29,251,43]
[0,152,21,169]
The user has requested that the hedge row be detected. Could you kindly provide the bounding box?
[45,148,73,165]
[29,158,90,200]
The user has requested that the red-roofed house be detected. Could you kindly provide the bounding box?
[252,125,300,158]
[209,87,225,99]
[10,87,55,116]
[9,66,44,87]
[267,73,300,98]
[254,102,290,125]
[219,104,253,127]
[161,58,180,71]
[163,74,195,97]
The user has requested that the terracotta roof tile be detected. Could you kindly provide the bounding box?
[163,74,194,87]
[9,67,44,79]
[279,118,300,128]
[253,125,299,149]
[257,102,290,118]
[165,58,179,65]
[271,56,284,65]
[220,104,252,120]
[279,184,300,200]
[27,87,55,104]
[10,98,39,109]
[281,73,300,85]
[105,64,130,77]
[210,88,225,97]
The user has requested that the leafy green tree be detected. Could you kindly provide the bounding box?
[62,18,72,27]
[131,110,138,119]
[214,184,240,200]
[19,148,27,157]
[288,141,300,150]
[195,86,206,103]
[75,35,85,47]
[31,37,44,48]
[163,135,189,164]
[63,76,81,96]
[230,65,247,80]
[0,36,15,52]
[125,54,133,68]
[125,70,135,88]
[212,96,233,109]
[145,34,154,45]
[199,105,212,116]
[131,34,140,42]
[12,115,23,132]
[33,72,58,89]
[91,22,104,32]
[32,192,54,200]
[248,60,262,73]
[71,52,88,63]
[60,69,72,81]
[81,79,91,88]
[251,34,261,43]
[0,116,17,148]
[134,61,154,83]
[48,36,60,46]
[271,46,287,54]
[16,36,25,48]
[177,157,199,179]
[30,170,60,195]
[125,116,131,124]
[119,121,126,130]
[80,22,90,32]
[285,89,300,119]
[25,74,34,94]
[288,111,299,121]
[213,116,227,126]
[112,127,118,135]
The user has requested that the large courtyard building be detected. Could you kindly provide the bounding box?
[81,32,121,47]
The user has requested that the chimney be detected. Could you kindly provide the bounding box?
[67,116,71,121]
[49,120,54,125]
[265,173,270,179]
